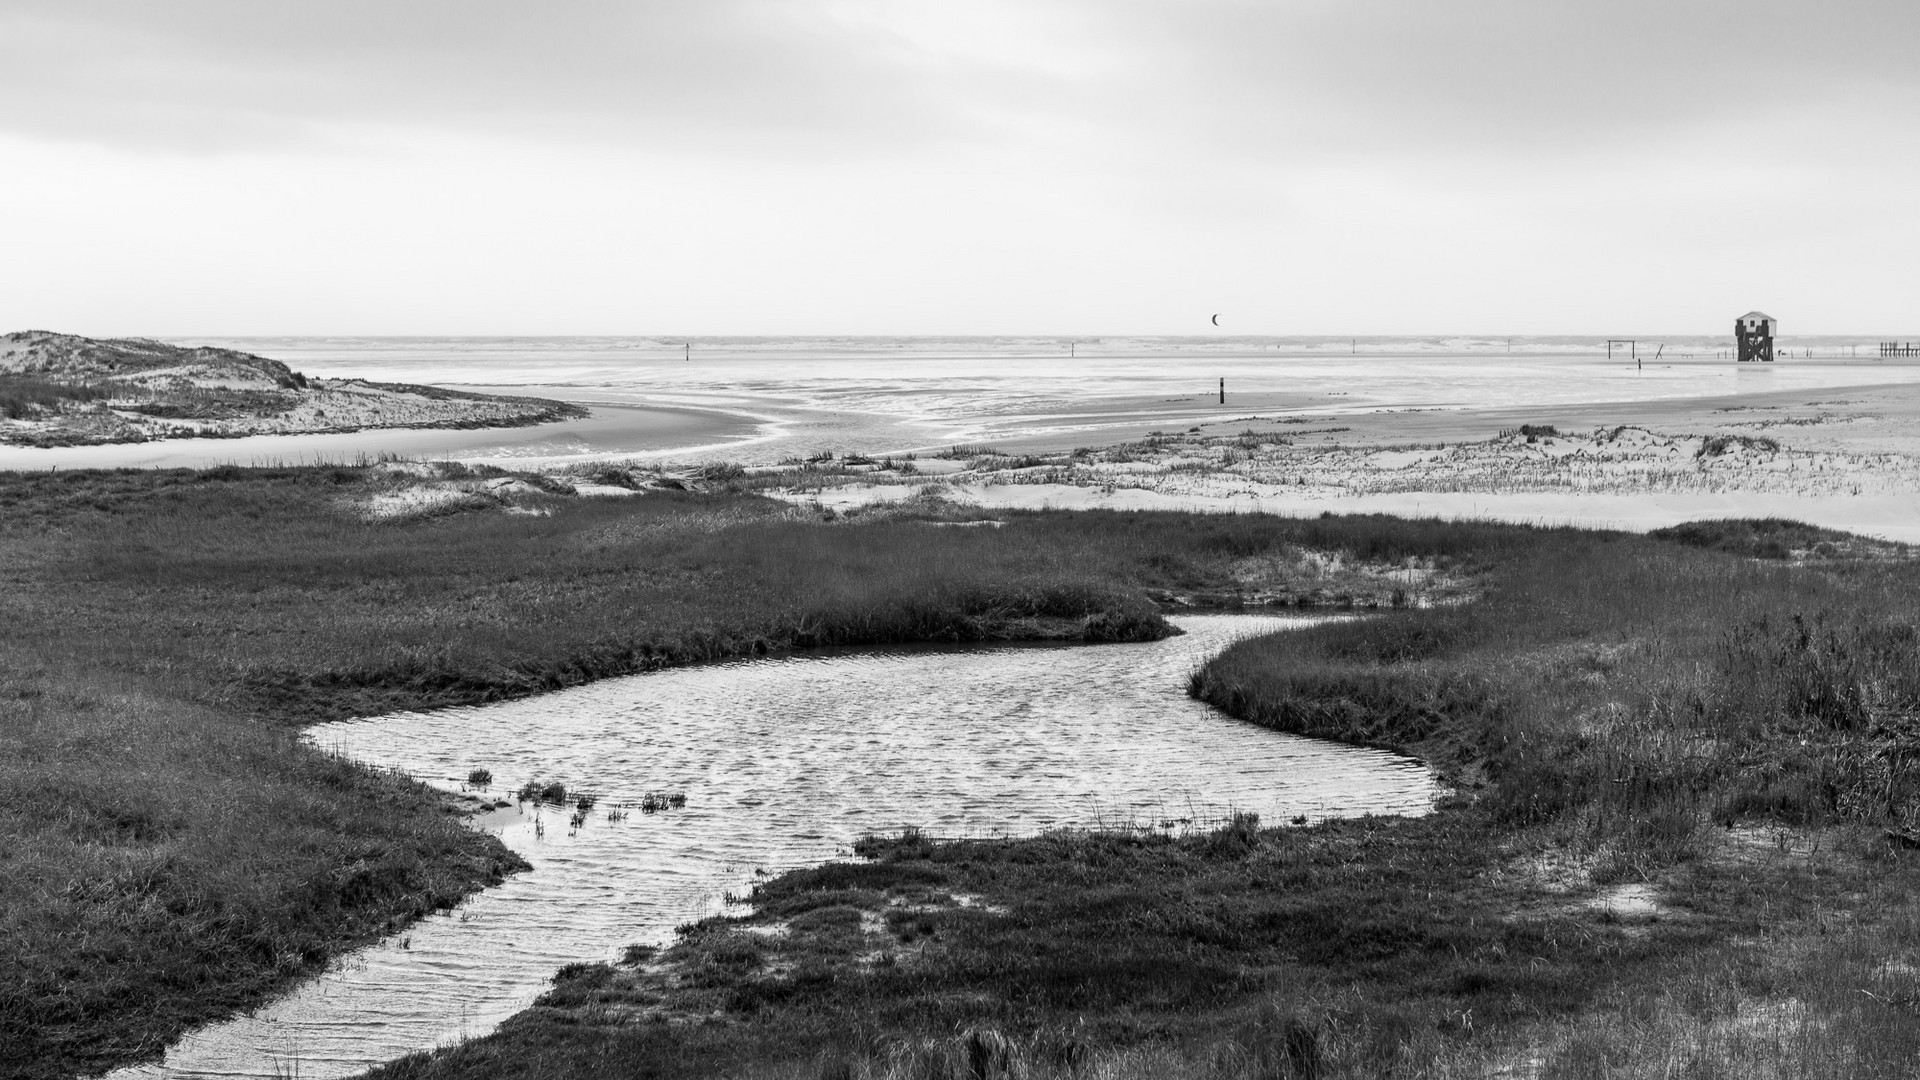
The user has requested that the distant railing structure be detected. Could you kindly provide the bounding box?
[1881,342,1920,358]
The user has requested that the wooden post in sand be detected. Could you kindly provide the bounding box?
[1218,378,1225,405]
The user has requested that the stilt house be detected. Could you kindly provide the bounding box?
[1736,311,1776,362]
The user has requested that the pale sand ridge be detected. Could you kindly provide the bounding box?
[777,381,1920,542]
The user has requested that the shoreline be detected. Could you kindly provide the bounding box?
[0,399,766,471]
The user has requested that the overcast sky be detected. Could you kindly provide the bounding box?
[3,0,1915,336]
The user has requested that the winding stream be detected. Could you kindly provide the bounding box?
[112,615,1437,1079]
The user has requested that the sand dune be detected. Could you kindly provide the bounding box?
[0,331,582,446]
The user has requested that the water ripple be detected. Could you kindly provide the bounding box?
[113,615,1437,1079]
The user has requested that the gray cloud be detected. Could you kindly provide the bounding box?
[0,1,973,152]
[2,0,1915,161]
[1097,0,1920,161]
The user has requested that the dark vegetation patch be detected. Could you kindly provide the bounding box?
[1697,433,1780,457]
[1498,422,1561,442]
[0,375,113,418]
[0,464,1507,1077]
[1648,515,1907,561]
[112,387,305,421]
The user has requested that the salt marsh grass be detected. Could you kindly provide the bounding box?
[362,508,1920,1080]
[22,462,1907,1079]
[1191,523,1920,847]
[9,464,1462,1076]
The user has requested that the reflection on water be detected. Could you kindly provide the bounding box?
[112,615,1436,1079]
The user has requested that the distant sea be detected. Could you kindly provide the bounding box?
[196,334,1916,417]
[3,335,1914,471]
[189,333,1900,389]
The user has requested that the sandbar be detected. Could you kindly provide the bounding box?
[0,401,763,471]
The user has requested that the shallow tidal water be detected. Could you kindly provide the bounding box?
[113,615,1437,1080]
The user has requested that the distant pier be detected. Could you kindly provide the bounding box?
[1880,342,1920,358]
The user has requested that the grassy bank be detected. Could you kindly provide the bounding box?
[2,465,1479,1077]
[364,518,1920,1079]
[1191,518,1920,860]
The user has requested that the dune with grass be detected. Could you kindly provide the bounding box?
[0,331,585,447]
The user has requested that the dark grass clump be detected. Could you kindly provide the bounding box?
[0,375,112,418]
[1697,433,1780,457]
[516,781,568,805]
[1648,516,1885,560]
